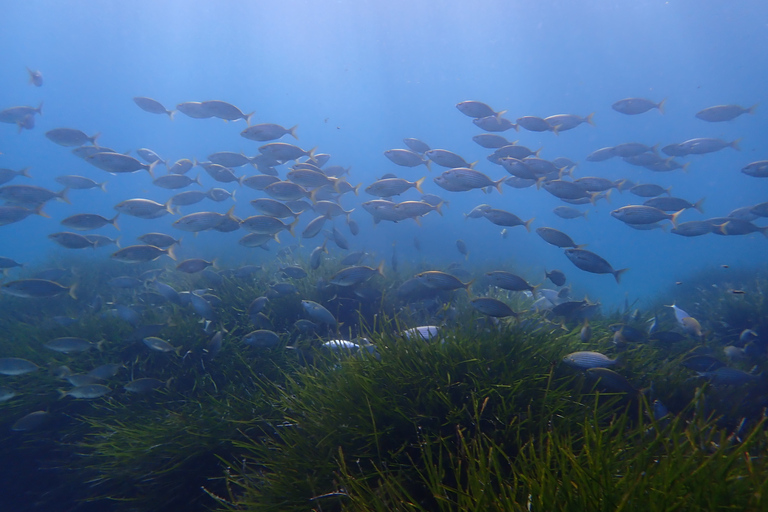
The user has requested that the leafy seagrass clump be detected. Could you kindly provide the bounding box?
[219,322,604,512]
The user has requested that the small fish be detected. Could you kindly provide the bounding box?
[11,411,50,431]
[112,245,176,263]
[242,329,280,348]
[470,297,519,318]
[55,174,106,191]
[45,128,99,147]
[241,123,298,141]
[401,326,440,341]
[384,149,430,169]
[415,271,472,292]
[60,384,111,399]
[456,100,501,118]
[137,233,181,248]
[61,213,119,231]
[516,116,551,132]
[586,368,637,394]
[0,357,39,375]
[86,152,157,175]
[553,206,588,220]
[563,351,617,370]
[403,137,431,153]
[698,367,760,386]
[124,378,167,393]
[176,259,215,274]
[133,97,175,119]
[545,269,566,286]
[535,227,583,249]
[564,248,627,283]
[456,239,468,259]
[27,67,43,87]
[695,104,756,122]
[201,100,253,123]
[580,320,593,342]
[44,337,100,353]
[329,263,384,287]
[301,300,337,326]
[2,279,76,299]
[612,97,666,115]
[143,337,178,353]
[485,271,537,296]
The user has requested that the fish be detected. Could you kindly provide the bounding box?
[138,233,181,248]
[515,116,551,132]
[114,198,173,218]
[586,368,638,394]
[55,175,106,191]
[553,206,588,220]
[403,138,431,154]
[136,148,166,165]
[545,269,566,286]
[485,271,538,296]
[473,115,516,132]
[263,181,309,201]
[544,113,595,133]
[143,337,179,353]
[242,330,280,348]
[200,100,253,123]
[0,357,39,375]
[60,384,111,399]
[675,137,740,155]
[0,166,31,186]
[241,215,298,236]
[329,263,384,287]
[301,300,337,326]
[44,337,100,353]
[45,128,99,147]
[86,152,157,175]
[698,367,760,386]
[695,104,757,122]
[259,142,315,162]
[124,378,167,393]
[456,100,501,118]
[470,297,519,318]
[168,158,195,174]
[0,184,68,205]
[2,278,77,299]
[435,168,503,192]
[562,351,617,369]
[61,213,119,231]
[415,271,472,292]
[611,97,666,115]
[365,177,425,197]
[176,259,215,274]
[481,208,534,231]
[11,411,50,431]
[424,149,474,169]
[176,101,215,119]
[27,67,43,86]
[384,149,430,169]
[173,210,232,232]
[111,245,176,263]
[241,123,298,141]
[535,227,583,249]
[133,97,175,119]
[153,174,201,189]
[670,220,712,237]
[741,161,768,178]
[456,239,468,259]
[564,248,628,283]
[610,206,682,227]
[401,325,441,341]
[629,183,671,198]
[643,197,705,213]
[541,180,594,202]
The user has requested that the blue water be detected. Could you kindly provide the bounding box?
[1,0,767,309]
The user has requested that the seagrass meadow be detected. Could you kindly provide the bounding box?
[0,256,767,512]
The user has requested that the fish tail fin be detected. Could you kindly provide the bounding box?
[693,198,705,213]
[589,192,600,206]
[37,101,43,115]
[657,98,666,114]
[534,146,543,157]
[68,283,78,300]
[194,174,202,187]
[575,243,588,249]
[58,389,68,400]
[307,146,318,163]
[535,177,545,190]
[115,236,122,248]
[166,245,177,261]
[670,209,684,228]
[681,162,691,173]
[665,186,672,196]
[512,123,520,132]
[288,125,299,140]
[434,201,444,216]
[614,268,629,284]
[164,200,175,215]
[731,138,742,151]
[99,181,107,192]
[551,124,561,135]
[111,214,120,231]
[469,160,478,169]
[167,110,176,121]
[245,112,255,126]
[272,232,281,243]
[531,283,540,299]
[585,112,596,126]
[414,176,425,194]
[748,103,758,115]
[524,217,535,232]
[424,159,431,172]
[288,217,300,237]
[353,182,362,195]
[464,279,475,294]
[582,210,589,219]
[376,261,385,277]
[90,132,101,147]
[495,109,507,119]
[96,340,105,352]
[58,188,71,204]
[147,160,158,179]
[34,204,50,218]
[19,167,31,178]
[761,226,768,239]
[495,178,504,193]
